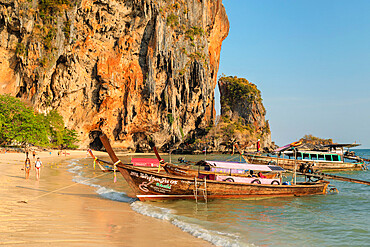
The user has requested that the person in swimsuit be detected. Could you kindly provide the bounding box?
[24,158,31,179]
[35,157,42,180]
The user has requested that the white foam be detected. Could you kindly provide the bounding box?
[130,201,173,221]
[67,162,135,203]
[67,165,83,174]
[96,187,135,203]
[131,201,254,247]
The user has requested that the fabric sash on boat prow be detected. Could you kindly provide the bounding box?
[99,134,123,182]
[153,146,165,173]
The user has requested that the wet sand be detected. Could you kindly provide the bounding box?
[0,150,212,246]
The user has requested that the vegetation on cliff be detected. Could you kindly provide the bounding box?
[13,0,74,68]
[218,75,270,138]
[0,94,78,148]
[220,76,264,113]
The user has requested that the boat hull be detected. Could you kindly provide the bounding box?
[117,164,329,201]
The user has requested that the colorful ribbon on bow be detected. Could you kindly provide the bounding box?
[93,157,97,170]
[113,160,121,183]
[157,159,165,173]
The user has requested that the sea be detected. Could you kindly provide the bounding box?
[68,149,370,247]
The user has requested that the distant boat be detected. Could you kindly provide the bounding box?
[99,134,332,202]
[245,143,366,171]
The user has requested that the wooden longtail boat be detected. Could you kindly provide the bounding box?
[245,152,365,171]
[116,165,329,201]
[100,134,331,201]
[239,142,366,172]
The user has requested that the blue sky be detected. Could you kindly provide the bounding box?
[216,0,370,148]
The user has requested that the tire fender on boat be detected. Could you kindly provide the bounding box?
[251,179,261,184]
[224,178,235,182]
[271,180,280,185]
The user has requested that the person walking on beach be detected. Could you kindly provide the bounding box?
[35,157,43,180]
[24,158,31,179]
[32,150,36,159]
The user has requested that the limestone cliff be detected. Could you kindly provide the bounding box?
[218,76,271,149]
[174,76,271,154]
[0,0,229,151]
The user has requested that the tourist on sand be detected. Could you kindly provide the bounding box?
[24,158,31,179]
[32,150,36,159]
[35,157,43,180]
[25,150,29,159]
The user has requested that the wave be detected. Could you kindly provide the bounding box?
[67,161,136,203]
[96,187,136,203]
[131,201,254,247]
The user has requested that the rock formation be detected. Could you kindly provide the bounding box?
[0,0,229,151]
[218,76,271,149]
[174,76,272,154]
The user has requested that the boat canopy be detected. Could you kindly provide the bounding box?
[131,158,159,167]
[205,161,285,172]
[323,143,361,148]
[274,143,360,154]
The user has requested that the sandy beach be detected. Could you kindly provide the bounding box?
[0,150,212,246]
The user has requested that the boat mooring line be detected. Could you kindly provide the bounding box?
[18,172,110,204]
[137,194,194,198]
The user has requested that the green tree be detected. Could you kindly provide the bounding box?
[0,94,78,148]
[44,110,65,147]
[62,128,78,149]
[0,94,48,146]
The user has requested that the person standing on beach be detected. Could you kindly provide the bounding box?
[24,158,31,179]
[35,157,43,180]
[32,151,36,159]
[256,139,261,152]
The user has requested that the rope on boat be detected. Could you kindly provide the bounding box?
[286,169,370,186]
[17,172,110,204]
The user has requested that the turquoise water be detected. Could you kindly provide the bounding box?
[70,150,370,246]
